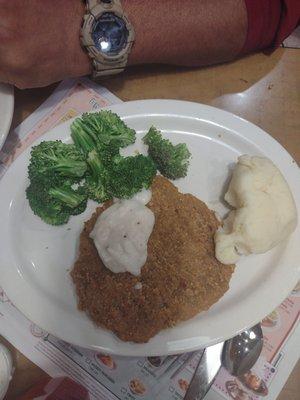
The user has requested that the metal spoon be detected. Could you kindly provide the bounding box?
[184,324,263,400]
[222,323,263,376]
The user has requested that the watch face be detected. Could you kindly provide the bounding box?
[92,12,129,56]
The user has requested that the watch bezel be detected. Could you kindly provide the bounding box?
[81,6,134,62]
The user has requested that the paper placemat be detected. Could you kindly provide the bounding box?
[0,78,299,400]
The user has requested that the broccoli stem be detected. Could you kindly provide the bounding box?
[71,120,96,154]
[87,149,105,177]
[49,187,86,208]
[49,159,87,177]
[82,114,103,135]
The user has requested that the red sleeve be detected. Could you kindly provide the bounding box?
[241,0,300,55]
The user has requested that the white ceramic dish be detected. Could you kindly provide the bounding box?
[0,344,13,400]
[0,100,299,356]
[0,84,14,150]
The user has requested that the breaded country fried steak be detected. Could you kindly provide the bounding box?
[71,176,234,343]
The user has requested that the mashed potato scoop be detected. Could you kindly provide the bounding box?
[215,155,297,264]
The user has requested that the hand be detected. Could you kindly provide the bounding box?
[0,0,90,89]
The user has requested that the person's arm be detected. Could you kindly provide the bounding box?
[0,0,247,89]
[125,0,247,67]
[0,0,298,89]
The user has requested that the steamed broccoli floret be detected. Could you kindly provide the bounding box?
[26,181,87,226]
[85,175,110,203]
[143,127,191,180]
[109,154,157,199]
[71,118,120,165]
[71,111,136,150]
[26,182,70,225]
[97,143,120,166]
[26,140,88,225]
[84,150,111,202]
[84,151,156,202]
[28,141,87,184]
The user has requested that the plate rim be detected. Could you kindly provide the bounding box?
[0,84,14,151]
[0,99,299,356]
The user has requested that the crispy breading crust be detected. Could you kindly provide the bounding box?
[71,176,234,343]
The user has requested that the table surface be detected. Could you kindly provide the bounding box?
[2,47,300,399]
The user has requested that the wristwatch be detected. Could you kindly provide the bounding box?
[81,0,135,79]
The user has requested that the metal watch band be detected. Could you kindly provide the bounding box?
[81,0,135,80]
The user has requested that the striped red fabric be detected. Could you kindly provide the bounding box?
[241,0,300,54]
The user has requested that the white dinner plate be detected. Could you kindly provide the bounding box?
[0,84,14,150]
[0,100,299,356]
